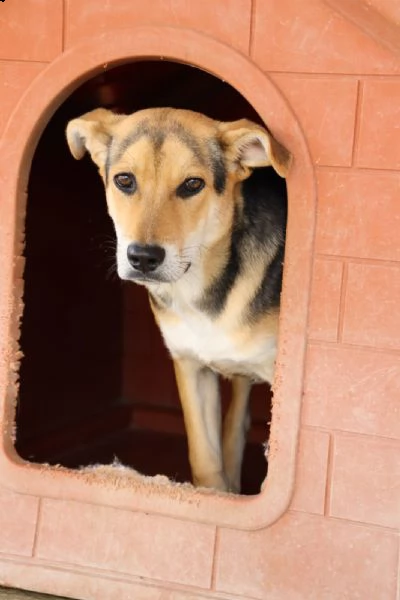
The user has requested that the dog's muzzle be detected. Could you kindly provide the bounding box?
[126,243,166,274]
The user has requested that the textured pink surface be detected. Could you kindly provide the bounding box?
[0,488,39,557]
[216,512,399,599]
[0,63,47,138]
[289,428,330,515]
[316,169,400,261]
[36,499,215,587]
[271,75,358,166]
[357,79,400,170]
[304,344,400,438]
[331,434,400,528]
[308,258,343,342]
[65,0,252,53]
[252,0,400,74]
[343,263,400,350]
[0,0,399,598]
[0,0,63,62]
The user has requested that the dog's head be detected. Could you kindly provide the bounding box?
[66,108,290,285]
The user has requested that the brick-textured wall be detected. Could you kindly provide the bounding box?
[0,1,399,598]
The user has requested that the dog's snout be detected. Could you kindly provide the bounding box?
[127,243,166,273]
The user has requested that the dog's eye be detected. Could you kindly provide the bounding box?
[176,177,205,199]
[114,172,137,194]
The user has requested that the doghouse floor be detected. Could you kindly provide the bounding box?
[48,427,267,496]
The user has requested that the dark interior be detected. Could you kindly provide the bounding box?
[15,60,275,495]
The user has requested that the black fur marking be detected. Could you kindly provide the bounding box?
[112,120,206,167]
[240,167,287,247]
[199,167,287,319]
[113,120,151,163]
[248,245,284,321]
[152,129,166,154]
[198,206,242,315]
[169,122,206,166]
[241,168,287,321]
[208,140,226,194]
[104,140,112,187]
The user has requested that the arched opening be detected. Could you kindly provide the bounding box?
[15,60,280,495]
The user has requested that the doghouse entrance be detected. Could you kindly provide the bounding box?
[15,60,278,495]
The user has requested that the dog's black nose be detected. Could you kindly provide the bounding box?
[127,243,166,273]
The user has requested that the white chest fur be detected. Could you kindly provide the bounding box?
[157,301,277,382]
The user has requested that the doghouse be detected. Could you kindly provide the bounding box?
[0,1,399,598]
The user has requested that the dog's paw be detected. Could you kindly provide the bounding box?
[194,471,230,493]
[226,480,241,495]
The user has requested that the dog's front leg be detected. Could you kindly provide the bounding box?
[222,375,252,493]
[173,357,228,491]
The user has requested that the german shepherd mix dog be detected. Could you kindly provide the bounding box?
[66,108,290,494]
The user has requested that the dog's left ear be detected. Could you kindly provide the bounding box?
[219,119,291,179]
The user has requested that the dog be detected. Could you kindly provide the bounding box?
[66,107,290,493]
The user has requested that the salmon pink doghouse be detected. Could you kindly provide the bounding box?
[0,1,399,599]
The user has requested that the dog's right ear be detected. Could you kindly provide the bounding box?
[66,108,121,168]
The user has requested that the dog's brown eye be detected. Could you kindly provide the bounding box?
[114,172,137,194]
[177,177,205,199]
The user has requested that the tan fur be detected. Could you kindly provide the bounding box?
[66,107,290,493]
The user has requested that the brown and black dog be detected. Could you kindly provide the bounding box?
[66,107,290,493]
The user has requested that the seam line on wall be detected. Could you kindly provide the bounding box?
[210,527,220,590]
[336,262,348,343]
[31,497,42,558]
[248,0,257,58]
[301,425,400,445]
[316,164,400,174]
[307,338,400,355]
[396,539,400,600]
[0,553,258,599]
[351,79,363,166]
[287,508,400,533]
[314,254,400,267]
[324,433,334,516]
[266,71,400,80]
[0,59,50,66]
[61,0,67,52]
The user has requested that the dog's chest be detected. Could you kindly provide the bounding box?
[157,301,276,381]
[161,311,236,361]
